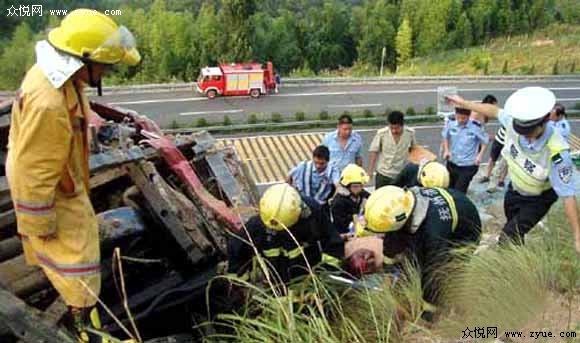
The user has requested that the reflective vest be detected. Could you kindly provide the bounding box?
[501,122,569,196]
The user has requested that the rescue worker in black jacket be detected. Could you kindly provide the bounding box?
[330,164,371,235]
[392,159,451,189]
[350,185,481,316]
[227,183,344,286]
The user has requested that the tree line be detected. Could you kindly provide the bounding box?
[1,0,579,90]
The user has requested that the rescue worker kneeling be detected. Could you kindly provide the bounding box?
[392,159,451,188]
[330,164,371,236]
[227,183,344,288]
[346,185,482,318]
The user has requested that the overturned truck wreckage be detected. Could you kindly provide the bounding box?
[0,100,260,342]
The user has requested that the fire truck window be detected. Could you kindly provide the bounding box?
[212,75,222,81]
[203,76,210,82]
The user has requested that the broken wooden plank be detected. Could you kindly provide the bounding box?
[125,161,207,265]
[0,236,22,262]
[0,209,15,230]
[0,287,76,343]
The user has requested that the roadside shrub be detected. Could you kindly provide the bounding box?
[574,102,580,111]
[570,61,576,73]
[271,112,283,123]
[363,109,374,118]
[318,110,330,121]
[425,106,436,115]
[196,118,208,127]
[170,119,180,130]
[553,60,560,75]
[247,113,259,124]
[295,111,306,121]
[406,107,416,116]
[223,115,232,126]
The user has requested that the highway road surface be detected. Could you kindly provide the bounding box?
[219,120,580,191]
[94,81,580,128]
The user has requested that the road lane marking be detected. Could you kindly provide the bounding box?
[110,97,207,105]
[556,98,580,102]
[179,109,243,116]
[107,87,580,105]
[327,103,382,108]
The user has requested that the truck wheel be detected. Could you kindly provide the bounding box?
[250,89,261,99]
[206,90,217,99]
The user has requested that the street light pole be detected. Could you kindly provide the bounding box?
[380,46,386,76]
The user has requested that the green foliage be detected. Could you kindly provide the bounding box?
[553,59,560,75]
[247,113,259,124]
[574,102,580,110]
[406,106,416,116]
[294,111,306,121]
[396,17,413,67]
[0,22,35,90]
[0,0,576,90]
[363,109,375,118]
[355,0,398,71]
[425,106,436,115]
[223,115,232,126]
[571,60,576,73]
[170,120,180,129]
[318,110,330,121]
[271,112,283,123]
[196,118,209,127]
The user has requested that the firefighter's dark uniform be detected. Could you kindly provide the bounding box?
[381,187,482,305]
[392,162,420,188]
[227,197,344,285]
[330,187,370,234]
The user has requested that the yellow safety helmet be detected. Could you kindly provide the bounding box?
[48,9,141,66]
[418,160,450,188]
[364,186,415,233]
[340,164,369,187]
[259,183,303,231]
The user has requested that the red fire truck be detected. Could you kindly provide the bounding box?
[196,61,277,99]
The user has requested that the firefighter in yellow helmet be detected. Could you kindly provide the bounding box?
[227,183,344,286]
[392,158,450,189]
[6,9,141,342]
[446,87,580,252]
[346,185,481,321]
[330,164,371,235]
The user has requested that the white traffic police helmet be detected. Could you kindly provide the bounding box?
[504,86,556,135]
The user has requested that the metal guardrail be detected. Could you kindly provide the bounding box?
[3,74,580,98]
[162,114,439,135]
[163,109,580,135]
[85,74,580,95]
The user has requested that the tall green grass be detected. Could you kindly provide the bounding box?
[201,202,580,342]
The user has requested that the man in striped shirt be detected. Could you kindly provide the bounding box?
[287,145,341,207]
[478,95,508,190]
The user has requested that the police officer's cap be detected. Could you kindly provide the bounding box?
[504,87,555,135]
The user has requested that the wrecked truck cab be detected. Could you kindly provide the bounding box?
[0,99,259,342]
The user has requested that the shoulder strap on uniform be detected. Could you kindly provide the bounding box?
[546,130,570,158]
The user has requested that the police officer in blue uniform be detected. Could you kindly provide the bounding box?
[447,87,580,253]
[441,107,490,193]
[549,103,571,142]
